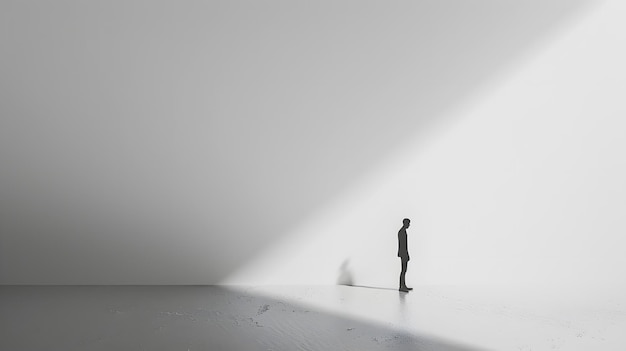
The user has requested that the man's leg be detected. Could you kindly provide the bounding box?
[403,259,412,290]
[399,258,408,291]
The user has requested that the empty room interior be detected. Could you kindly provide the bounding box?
[2,1,626,350]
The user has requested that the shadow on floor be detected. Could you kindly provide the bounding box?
[0,285,483,351]
[344,284,401,292]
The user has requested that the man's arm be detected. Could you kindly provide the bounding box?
[398,229,409,259]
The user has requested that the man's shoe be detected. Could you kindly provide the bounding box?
[399,287,410,292]
[404,286,413,290]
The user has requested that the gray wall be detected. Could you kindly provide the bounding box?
[0,0,603,285]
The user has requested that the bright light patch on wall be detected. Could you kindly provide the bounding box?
[223,1,626,291]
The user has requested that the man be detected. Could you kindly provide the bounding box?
[398,218,413,292]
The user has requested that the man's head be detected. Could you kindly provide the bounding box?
[403,218,411,228]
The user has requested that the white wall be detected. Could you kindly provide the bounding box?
[225,0,626,293]
[2,0,617,287]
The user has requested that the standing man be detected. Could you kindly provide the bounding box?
[398,218,413,292]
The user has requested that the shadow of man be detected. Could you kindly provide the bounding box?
[337,259,354,286]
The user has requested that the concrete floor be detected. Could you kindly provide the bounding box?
[1,285,624,350]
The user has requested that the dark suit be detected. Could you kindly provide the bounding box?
[398,227,409,289]
[398,228,409,259]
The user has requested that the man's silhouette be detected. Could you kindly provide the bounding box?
[398,218,413,292]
